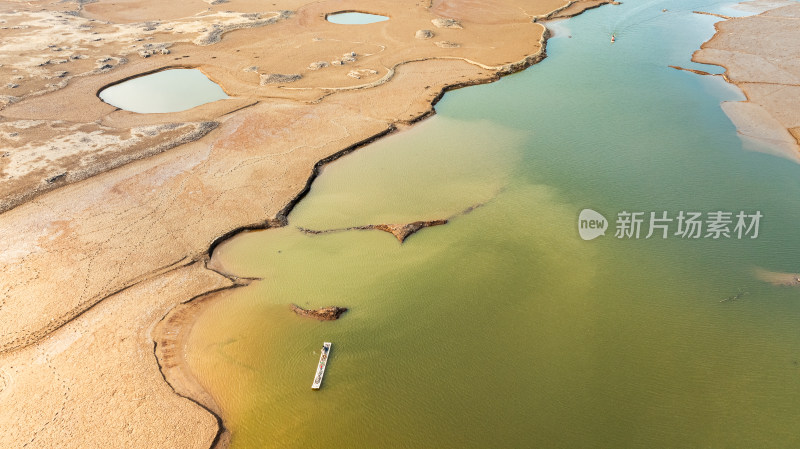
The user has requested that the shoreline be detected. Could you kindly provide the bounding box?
[690,2,800,161]
[203,25,554,260]
[153,4,800,446]
[153,285,249,449]
[152,17,562,449]
[148,6,618,449]
[0,0,583,355]
[4,1,799,447]
[0,1,618,447]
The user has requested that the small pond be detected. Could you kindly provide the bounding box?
[98,68,228,113]
[326,12,389,24]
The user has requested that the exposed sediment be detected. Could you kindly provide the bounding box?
[152,280,253,449]
[0,0,618,448]
[290,304,349,320]
[669,65,715,76]
[691,3,800,161]
[0,120,218,214]
[0,261,232,449]
[296,197,493,243]
[298,219,448,243]
[692,10,733,20]
[754,268,800,287]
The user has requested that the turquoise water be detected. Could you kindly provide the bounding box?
[98,68,228,113]
[326,12,389,24]
[188,1,800,448]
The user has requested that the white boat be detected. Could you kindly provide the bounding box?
[311,342,332,390]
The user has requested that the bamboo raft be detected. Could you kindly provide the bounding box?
[311,342,332,390]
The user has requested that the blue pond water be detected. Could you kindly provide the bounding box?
[98,68,228,113]
[326,12,389,24]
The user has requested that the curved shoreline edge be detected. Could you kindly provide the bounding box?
[152,31,552,449]
[149,8,607,449]
[0,1,619,448]
[148,4,800,449]
[689,3,800,161]
[153,285,250,449]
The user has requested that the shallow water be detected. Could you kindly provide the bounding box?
[98,68,228,113]
[187,1,800,448]
[326,12,389,24]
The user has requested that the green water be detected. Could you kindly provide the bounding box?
[187,1,800,448]
[98,69,228,113]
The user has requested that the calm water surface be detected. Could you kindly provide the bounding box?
[98,68,228,113]
[326,12,390,24]
[187,1,800,448]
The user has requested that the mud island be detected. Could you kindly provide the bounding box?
[0,0,615,447]
[290,304,349,320]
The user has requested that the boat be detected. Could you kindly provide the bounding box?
[311,342,332,390]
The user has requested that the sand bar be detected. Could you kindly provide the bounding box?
[692,2,800,161]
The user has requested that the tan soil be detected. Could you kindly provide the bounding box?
[0,261,233,448]
[0,0,616,447]
[692,3,800,161]
[754,267,800,287]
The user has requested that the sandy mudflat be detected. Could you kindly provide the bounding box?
[0,261,232,448]
[692,1,800,161]
[754,267,800,287]
[0,0,615,447]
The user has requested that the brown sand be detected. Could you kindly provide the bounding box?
[0,261,233,448]
[0,0,615,447]
[754,267,800,287]
[691,2,800,161]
